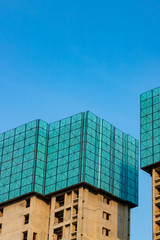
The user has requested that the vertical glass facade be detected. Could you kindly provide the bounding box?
[0,120,38,203]
[46,113,83,194]
[84,112,138,205]
[140,87,160,169]
[0,111,139,206]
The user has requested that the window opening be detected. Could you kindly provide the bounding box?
[24,214,29,224]
[103,197,111,205]
[102,227,110,237]
[72,222,77,232]
[103,212,110,221]
[66,208,71,221]
[73,205,78,215]
[55,211,64,224]
[66,191,72,204]
[23,231,28,240]
[0,208,3,217]
[33,232,37,240]
[56,195,64,208]
[54,227,63,240]
[73,190,79,199]
[26,199,30,208]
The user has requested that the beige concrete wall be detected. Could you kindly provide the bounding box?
[0,196,50,240]
[49,190,80,240]
[0,187,131,240]
[30,196,50,240]
[81,188,130,240]
[153,168,156,240]
[152,167,160,240]
[50,187,130,240]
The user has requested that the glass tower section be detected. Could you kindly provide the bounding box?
[140,87,160,170]
[0,111,139,206]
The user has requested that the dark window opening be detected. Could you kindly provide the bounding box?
[23,231,28,240]
[155,168,160,178]
[24,214,29,224]
[0,208,3,217]
[103,212,110,221]
[73,190,79,199]
[66,208,71,221]
[65,224,70,237]
[54,227,63,240]
[156,205,160,214]
[26,199,30,208]
[72,222,77,232]
[66,191,72,204]
[73,205,78,215]
[103,197,111,205]
[33,232,37,240]
[55,210,64,224]
[56,195,64,208]
[102,227,110,237]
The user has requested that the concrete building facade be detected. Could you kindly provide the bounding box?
[0,111,138,240]
[0,186,131,240]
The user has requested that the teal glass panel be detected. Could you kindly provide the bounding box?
[0,120,38,203]
[45,113,83,194]
[140,87,160,169]
[0,112,138,206]
[83,112,138,205]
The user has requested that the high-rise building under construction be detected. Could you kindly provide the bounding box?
[0,111,138,240]
[140,87,160,240]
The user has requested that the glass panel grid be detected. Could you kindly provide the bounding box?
[0,120,38,203]
[0,112,139,206]
[140,87,160,168]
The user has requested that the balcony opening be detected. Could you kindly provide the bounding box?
[0,223,2,233]
[72,221,77,233]
[56,195,64,208]
[155,186,160,199]
[33,232,37,240]
[55,210,64,224]
[23,231,28,240]
[0,208,3,217]
[65,224,70,238]
[155,168,160,179]
[66,191,72,204]
[156,205,160,216]
[156,222,160,234]
[73,190,79,199]
[73,205,78,215]
[102,227,110,237]
[54,227,63,240]
[103,196,111,205]
[26,198,30,208]
[103,211,110,221]
[24,214,29,224]
[66,208,71,221]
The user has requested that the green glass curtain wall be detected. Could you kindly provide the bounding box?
[140,87,160,169]
[0,111,139,205]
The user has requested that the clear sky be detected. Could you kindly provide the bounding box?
[0,1,160,239]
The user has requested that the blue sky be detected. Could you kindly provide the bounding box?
[0,1,160,239]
